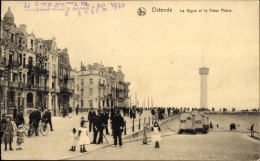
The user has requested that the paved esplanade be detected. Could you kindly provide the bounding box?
[1,110,152,160]
[68,132,259,160]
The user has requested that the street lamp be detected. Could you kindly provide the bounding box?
[52,93,56,116]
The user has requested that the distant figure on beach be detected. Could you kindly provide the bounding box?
[250,124,254,137]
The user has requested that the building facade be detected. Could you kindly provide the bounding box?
[70,68,80,110]
[0,8,50,115]
[78,63,130,109]
[0,8,130,115]
[57,48,73,111]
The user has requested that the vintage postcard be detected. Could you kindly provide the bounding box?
[0,0,259,160]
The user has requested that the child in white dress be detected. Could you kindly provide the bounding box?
[151,121,161,148]
[69,128,78,152]
[78,120,90,153]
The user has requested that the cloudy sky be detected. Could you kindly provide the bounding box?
[1,1,259,110]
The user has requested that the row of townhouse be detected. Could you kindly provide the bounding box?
[0,8,130,115]
[0,8,76,115]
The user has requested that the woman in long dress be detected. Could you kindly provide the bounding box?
[78,120,90,153]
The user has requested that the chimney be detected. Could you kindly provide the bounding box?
[118,65,122,72]
[19,24,26,34]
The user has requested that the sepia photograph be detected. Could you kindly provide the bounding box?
[0,0,259,160]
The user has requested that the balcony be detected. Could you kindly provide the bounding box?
[0,57,6,67]
[0,80,7,87]
[38,86,45,91]
[27,103,34,108]
[60,87,68,93]
[99,83,106,88]
[41,69,49,75]
[18,83,28,89]
[9,82,18,88]
[9,61,20,69]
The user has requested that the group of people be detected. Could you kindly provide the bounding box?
[0,106,55,152]
[69,107,125,153]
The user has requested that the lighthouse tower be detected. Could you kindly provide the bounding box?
[199,67,209,108]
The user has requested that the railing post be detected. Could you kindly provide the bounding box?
[149,116,150,126]
[138,118,141,130]
[132,118,135,132]
[124,121,126,135]
[144,117,146,123]
[143,123,148,144]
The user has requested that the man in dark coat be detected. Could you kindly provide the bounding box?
[29,107,41,136]
[111,110,125,147]
[91,109,104,144]
[76,105,79,115]
[42,109,54,131]
[15,109,25,127]
[88,107,96,132]
[103,108,110,135]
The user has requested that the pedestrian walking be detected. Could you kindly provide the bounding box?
[68,106,73,118]
[250,124,254,137]
[29,107,41,136]
[42,109,54,131]
[111,110,125,148]
[69,128,78,152]
[88,107,96,132]
[76,105,79,115]
[13,108,17,122]
[15,109,25,128]
[103,108,110,135]
[78,120,90,153]
[3,115,14,151]
[1,114,7,144]
[91,109,104,144]
[16,125,26,150]
[152,121,161,148]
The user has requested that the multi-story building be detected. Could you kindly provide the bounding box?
[70,68,80,110]
[0,7,130,115]
[78,63,130,109]
[57,48,73,110]
[43,37,60,115]
[0,8,49,115]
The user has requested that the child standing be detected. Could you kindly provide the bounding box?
[78,120,90,153]
[16,125,26,150]
[2,115,14,151]
[69,128,78,152]
[151,121,161,148]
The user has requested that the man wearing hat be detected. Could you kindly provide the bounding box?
[111,109,125,148]
[42,108,54,131]
[15,109,25,128]
[91,109,104,144]
[88,107,96,132]
[29,107,41,136]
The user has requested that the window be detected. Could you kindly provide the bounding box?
[30,39,34,50]
[19,37,22,47]
[19,54,23,66]
[81,79,84,85]
[11,33,15,43]
[89,100,93,107]
[90,79,93,85]
[180,120,186,123]
[10,91,15,103]
[187,117,191,120]
[89,88,93,96]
